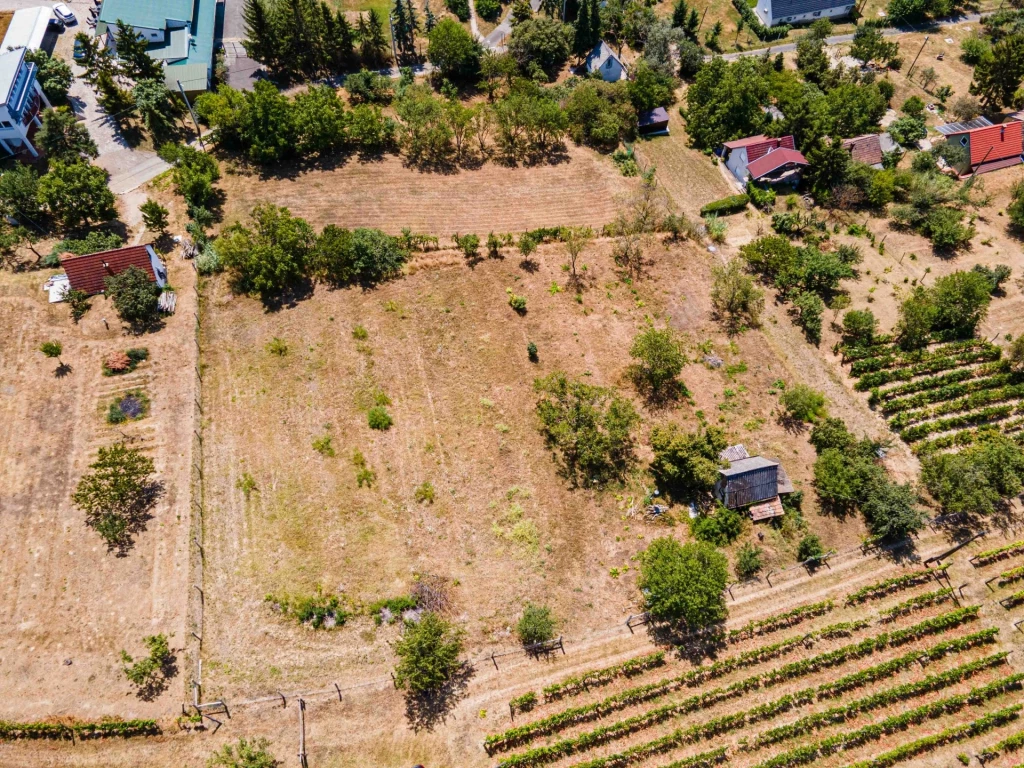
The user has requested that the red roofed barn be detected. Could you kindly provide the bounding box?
[721,134,806,186]
[941,121,1023,177]
[60,245,167,296]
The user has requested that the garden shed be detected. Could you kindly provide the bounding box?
[638,107,669,136]
[715,449,794,519]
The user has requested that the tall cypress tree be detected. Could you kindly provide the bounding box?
[392,0,411,61]
[685,8,699,38]
[671,0,688,27]
[589,0,601,48]
[405,0,420,56]
[336,11,356,66]
[424,0,437,32]
[573,0,592,59]
[365,9,390,67]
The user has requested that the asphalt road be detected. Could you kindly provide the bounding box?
[219,0,264,90]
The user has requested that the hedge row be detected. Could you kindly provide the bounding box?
[912,427,984,456]
[728,600,833,642]
[1002,589,1024,609]
[849,706,1022,768]
[850,339,990,377]
[900,404,1018,443]
[750,652,1009,749]
[539,652,665,702]
[1000,566,1024,588]
[868,363,1008,405]
[839,337,897,364]
[700,194,749,217]
[752,675,1024,768]
[855,347,1003,391]
[881,372,1017,415]
[878,588,954,623]
[0,719,160,741]
[844,567,946,605]
[889,383,1024,430]
[974,539,1024,567]
[979,726,1024,761]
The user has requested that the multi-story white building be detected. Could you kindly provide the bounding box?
[754,0,854,27]
[0,46,51,158]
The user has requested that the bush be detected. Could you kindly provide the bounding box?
[629,326,687,398]
[367,406,393,430]
[746,183,776,211]
[312,434,335,456]
[516,603,556,646]
[780,383,827,423]
[736,542,763,581]
[267,337,288,356]
[711,261,764,332]
[960,36,990,65]
[527,341,539,362]
[794,290,824,345]
[842,309,878,345]
[446,0,471,20]
[650,424,727,500]
[120,634,171,696]
[691,505,744,546]
[266,589,349,628]
[207,737,278,768]
[414,481,435,503]
[638,538,728,628]
[700,194,749,216]
[393,611,465,695]
[507,288,527,313]
[345,69,394,104]
[477,0,501,20]
[797,534,824,562]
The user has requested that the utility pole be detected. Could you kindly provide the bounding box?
[907,34,929,79]
[176,80,205,150]
[297,699,308,768]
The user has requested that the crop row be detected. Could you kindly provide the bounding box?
[856,347,1003,391]
[537,652,666,704]
[0,719,160,741]
[749,651,1009,749]
[752,674,1024,768]
[659,748,729,768]
[999,566,1024,588]
[973,540,1024,567]
[878,588,954,623]
[1001,589,1024,609]
[845,705,1022,768]
[979,727,1024,761]
[728,601,833,642]
[868,362,1008,405]
[850,340,991,376]
[900,404,1018,443]
[844,567,946,605]
[888,383,1024,430]
[490,609,981,763]
[880,372,1016,415]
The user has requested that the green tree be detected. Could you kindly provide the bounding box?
[242,0,279,68]
[132,79,177,139]
[71,442,156,551]
[508,17,573,75]
[534,371,640,486]
[628,60,677,112]
[140,199,169,234]
[922,433,1024,516]
[794,290,824,345]
[804,135,850,201]
[931,270,991,338]
[849,25,899,67]
[37,161,116,230]
[36,108,98,163]
[861,479,926,541]
[780,383,827,423]
[896,286,936,351]
[39,340,64,368]
[158,143,221,211]
[710,260,764,332]
[114,20,163,80]
[24,50,73,103]
[105,265,161,329]
[735,542,763,581]
[516,603,556,645]
[428,18,482,79]
[120,634,172,697]
[242,80,297,164]
[649,423,727,500]
[637,538,728,629]
[0,164,42,221]
[797,534,824,562]
[309,225,408,286]
[970,34,1024,108]
[842,309,878,346]
[293,84,348,154]
[629,325,687,398]
[1009,335,1024,374]
[361,9,391,68]
[393,611,465,695]
[217,203,316,299]
[573,0,593,60]
[683,56,771,150]
[207,738,278,768]
[809,416,855,454]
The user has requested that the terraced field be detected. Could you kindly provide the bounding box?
[839,337,1024,455]
[484,561,1024,768]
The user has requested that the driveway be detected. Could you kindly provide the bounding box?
[480,0,542,50]
[220,0,263,90]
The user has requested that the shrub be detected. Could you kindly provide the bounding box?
[691,505,744,546]
[120,634,171,696]
[711,261,764,332]
[345,69,394,104]
[367,406,393,430]
[507,288,527,313]
[104,266,161,329]
[797,534,824,562]
[477,0,501,19]
[700,194,750,216]
[207,737,278,768]
[794,290,824,345]
[312,434,335,456]
[265,589,349,628]
[527,341,539,362]
[393,611,465,695]
[517,603,556,646]
[649,424,727,501]
[106,390,149,424]
[267,337,288,356]
[704,214,728,243]
[842,310,878,346]
[414,481,435,503]
[629,326,687,398]
[780,383,827,423]
[638,537,728,628]
[736,542,763,581]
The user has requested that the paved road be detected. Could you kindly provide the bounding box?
[720,11,986,60]
[481,0,543,49]
[220,0,264,90]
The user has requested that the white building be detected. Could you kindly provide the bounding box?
[754,0,854,27]
[585,41,625,82]
[0,47,51,157]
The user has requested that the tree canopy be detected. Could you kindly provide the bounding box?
[393,611,465,695]
[638,537,728,629]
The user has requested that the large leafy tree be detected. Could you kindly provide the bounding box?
[427,18,482,80]
[922,433,1024,516]
[971,33,1024,108]
[293,84,349,155]
[309,225,407,286]
[629,325,687,398]
[849,25,899,67]
[105,265,161,329]
[72,442,156,551]
[930,270,992,339]
[534,372,640,486]
[684,56,771,150]
[393,612,464,695]
[649,424,727,500]
[637,538,728,629]
[24,50,73,103]
[37,161,116,230]
[508,17,573,75]
[36,108,98,163]
[217,203,316,299]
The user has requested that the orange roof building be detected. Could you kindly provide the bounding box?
[59,244,167,296]
[940,121,1023,177]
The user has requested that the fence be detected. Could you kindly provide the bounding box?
[185,262,206,707]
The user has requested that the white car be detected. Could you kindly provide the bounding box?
[53,3,76,24]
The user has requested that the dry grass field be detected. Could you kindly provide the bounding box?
[0,255,197,722]
[218,144,636,237]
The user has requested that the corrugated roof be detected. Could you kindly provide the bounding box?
[720,456,779,477]
[164,62,209,92]
[60,245,156,296]
[750,496,784,522]
[747,147,808,180]
[720,444,750,462]
[966,122,1022,166]
[934,117,993,136]
[99,0,194,30]
[771,0,850,18]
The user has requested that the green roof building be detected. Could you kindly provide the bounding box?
[96,0,216,93]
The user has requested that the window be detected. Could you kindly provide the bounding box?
[812,10,822,15]
[0,120,11,129]
[960,136,969,147]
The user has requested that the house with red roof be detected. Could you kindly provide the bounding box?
[841,133,897,170]
[938,120,1023,177]
[59,244,167,297]
[721,134,807,186]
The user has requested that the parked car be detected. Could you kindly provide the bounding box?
[72,37,86,60]
[48,16,65,31]
[52,4,76,24]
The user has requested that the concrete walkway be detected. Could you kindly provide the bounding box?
[719,11,986,60]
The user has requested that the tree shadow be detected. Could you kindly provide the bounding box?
[55,362,72,378]
[260,277,316,312]
[404,663,474,732]
[134,648,179,701]
[647,622,728,664]
[95,478,165,558]
[519,258,540,273]
[777,414,809,436]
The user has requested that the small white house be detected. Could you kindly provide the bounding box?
[754,0,854,27]
[586,41,625,82]
[0,46,51,157]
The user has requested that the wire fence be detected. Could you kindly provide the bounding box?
[186,264,206,707]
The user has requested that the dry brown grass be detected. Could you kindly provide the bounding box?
[0,12,13,44]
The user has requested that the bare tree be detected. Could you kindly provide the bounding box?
[559,226,594,288]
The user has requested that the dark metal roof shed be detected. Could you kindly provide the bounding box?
[716,457,780,509]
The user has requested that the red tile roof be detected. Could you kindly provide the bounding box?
[951,122,1024,167]
[723,134,769,150]
[60,245,156,296]
[747,135,796,162]
[843,134,884,166]
[970,155,1024,176]
[747,147,808,180]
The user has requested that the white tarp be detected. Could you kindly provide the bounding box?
[42,273,69,303]
[2,7,52,53]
